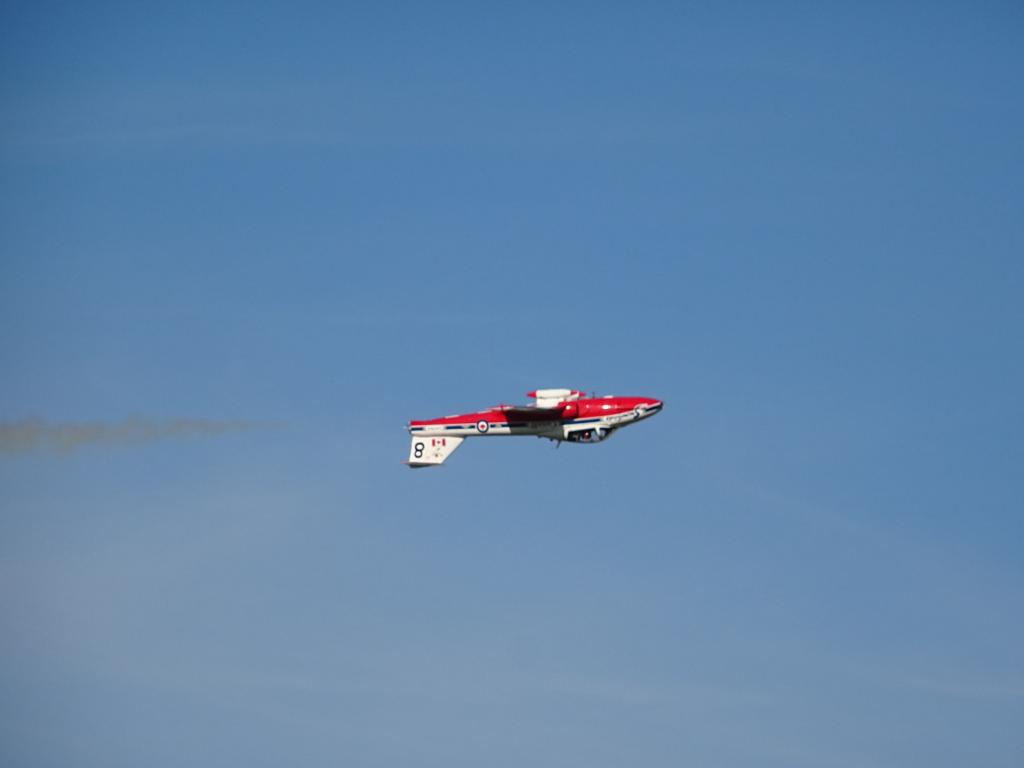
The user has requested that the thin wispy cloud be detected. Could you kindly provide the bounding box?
[0,418,276,456]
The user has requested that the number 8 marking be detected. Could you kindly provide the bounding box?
[413,442,424,459]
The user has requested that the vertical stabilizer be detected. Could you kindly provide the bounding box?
[406,435,464,467]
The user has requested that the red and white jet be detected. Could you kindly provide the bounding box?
[406,388,663,467]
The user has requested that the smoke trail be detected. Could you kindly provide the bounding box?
[0,418,276,456]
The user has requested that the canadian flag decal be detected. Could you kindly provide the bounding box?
[431,438,446,447]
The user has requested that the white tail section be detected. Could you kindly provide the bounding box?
[407,435,464,467]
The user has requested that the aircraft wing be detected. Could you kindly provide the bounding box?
[494,405,562,420]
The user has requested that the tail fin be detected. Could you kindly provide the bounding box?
[406,435,464,467]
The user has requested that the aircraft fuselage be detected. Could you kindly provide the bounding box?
[409,394,663,444]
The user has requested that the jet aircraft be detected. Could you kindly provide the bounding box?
[406,388,663,466]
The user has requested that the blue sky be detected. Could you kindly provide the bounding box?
[2,2,1023,765]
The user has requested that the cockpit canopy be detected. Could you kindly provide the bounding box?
[565,426,612,443]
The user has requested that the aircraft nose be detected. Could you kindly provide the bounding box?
[633,399,663,419]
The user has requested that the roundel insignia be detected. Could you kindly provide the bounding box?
[476,420,490,433]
